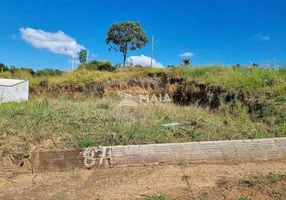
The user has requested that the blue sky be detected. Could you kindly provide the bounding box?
[0,0,285,70]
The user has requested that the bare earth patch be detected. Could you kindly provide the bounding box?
[0,161,285,200]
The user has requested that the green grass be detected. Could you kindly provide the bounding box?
[0,66,285,152]
[2,66,285,99]
[77,135,94,148]
[174,66,286,97]
[0,97,284,153]
[27,67,174,91]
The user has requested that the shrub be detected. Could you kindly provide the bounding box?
[0,71,13,78]
[97,61,115,71]
[12,68,34,79]
[79,60,115,71]
[11,67,35,76]
[36,68,63,76]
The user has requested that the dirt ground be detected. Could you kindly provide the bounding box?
[0,161,286,200]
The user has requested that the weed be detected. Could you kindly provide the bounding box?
[0,98,284,152]
[241,178,258,187]
[249,129,261,139]
[181,175,191,181]
[144,194,172,200]
[267,173,279,183]
[77,136,94,148]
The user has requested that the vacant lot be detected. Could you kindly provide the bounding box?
[0,96,285,154]
[0,67,285,200]
[1,67,285,154]
[1,67,285,151]
[0,161,286,200]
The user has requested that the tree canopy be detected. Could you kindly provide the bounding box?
[106,21,149,67]
[182,58,191,66]
[79,49,88,64]
[0,63,9,72]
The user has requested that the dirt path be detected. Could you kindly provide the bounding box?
[0,161,286,200]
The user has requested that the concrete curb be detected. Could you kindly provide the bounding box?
[28,138,286,172]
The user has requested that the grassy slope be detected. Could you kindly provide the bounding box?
[175,66,286,97]
[1,66,285,98]
[40,67,285,98]
[0,66,285,153]
[0,97,284,153]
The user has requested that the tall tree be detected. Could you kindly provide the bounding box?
[182,58,191,66]
[106,21,149,67]
[0,63,9,73]
[79,49,88,64]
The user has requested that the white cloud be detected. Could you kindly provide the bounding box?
[91,54,98,58]
[20,27,84,57]
[180,52,194,57]
[127,55,164,68]
[256,32,270,40]
[11,34,18,39]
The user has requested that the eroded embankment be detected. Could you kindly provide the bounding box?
[33,75,268,113]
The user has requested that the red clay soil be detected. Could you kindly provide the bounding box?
[0,161,286,200]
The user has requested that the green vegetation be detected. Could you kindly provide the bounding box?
[267,173,279,183]
[174,66,286,97]
[35,68,63,76]
[106,21,149,67]
[0,95,284,153]
[144,194,172,200]
[182,58,191,66]
[78,60,115,71]
[77,135,94,148]
[79,49,88,64]
[0,61,285,153]
[1,65,285,100]
[240,178,258,187]
[0,63,9,72]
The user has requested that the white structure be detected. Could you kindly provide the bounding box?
[0,78,29,103]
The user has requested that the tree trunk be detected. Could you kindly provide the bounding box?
[123,52,127,67]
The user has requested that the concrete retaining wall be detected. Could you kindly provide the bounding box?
[28,138,286,173]
[0,79,29,103]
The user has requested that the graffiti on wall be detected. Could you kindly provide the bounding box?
[82,146,112,168]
